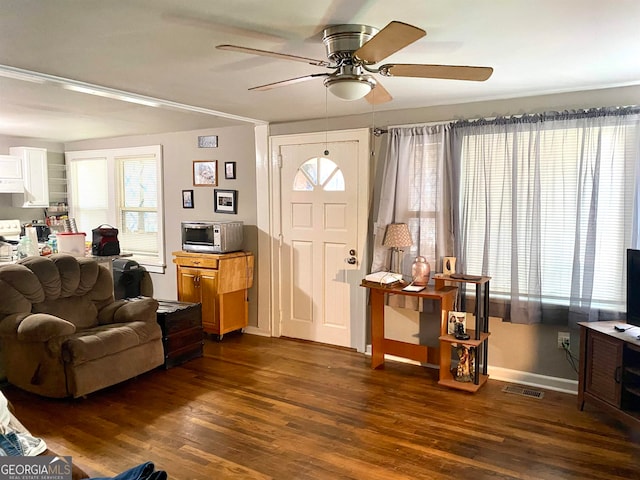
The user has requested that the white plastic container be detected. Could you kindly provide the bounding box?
[57,232,86,256]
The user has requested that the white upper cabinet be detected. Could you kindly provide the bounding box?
[11,147,49,208]
[0,155,24,193]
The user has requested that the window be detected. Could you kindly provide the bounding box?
[371,125,450,280]
[404,138,442,267]
[458,116,639,322]
[65,145,165,272]
[293,157,345,191]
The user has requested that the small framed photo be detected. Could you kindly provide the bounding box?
[193,160,218,186]
[447,311,467,335]
[182,189,194,209]
[214,189,237,214]
[224,161,236,180]
[198,135,218,148]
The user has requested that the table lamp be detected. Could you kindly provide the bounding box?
[383,223,413,274]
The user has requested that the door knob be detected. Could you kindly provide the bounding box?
[347,257,357,265]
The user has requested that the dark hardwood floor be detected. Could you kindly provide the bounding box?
[4,333,640,479]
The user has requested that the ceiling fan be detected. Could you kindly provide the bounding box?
[217,21,493,104]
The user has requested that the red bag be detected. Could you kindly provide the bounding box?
[91,224,120,256]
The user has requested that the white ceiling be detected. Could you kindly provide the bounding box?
[0,0,639,143]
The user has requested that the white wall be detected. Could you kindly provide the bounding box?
[6,83,638,384]
[268,84,640,384]
[65,124,259,326]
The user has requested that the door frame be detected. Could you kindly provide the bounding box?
[257,128,370,352]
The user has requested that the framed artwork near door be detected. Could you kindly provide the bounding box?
[193,160,218,186]
[224,161,236,179]
[182,189,194,208]
[214,188,237,214]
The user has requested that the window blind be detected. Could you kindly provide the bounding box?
[460,120,637,313]
[66,145,164,272]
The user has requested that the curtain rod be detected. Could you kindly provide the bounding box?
[374,119,455,135]
[376,105,640,134]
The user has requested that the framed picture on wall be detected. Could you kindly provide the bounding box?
[224,161,236,180]
[214,189,237,214]
[193,160,218,186]
[182,189,194,208]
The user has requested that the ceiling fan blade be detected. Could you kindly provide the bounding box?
[355,21,426,64]
[249,73,330,91]
[381,63,494,81]
[217,44,330,67]
[365,80,392,105]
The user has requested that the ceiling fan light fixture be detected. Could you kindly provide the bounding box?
[324,75,376,101]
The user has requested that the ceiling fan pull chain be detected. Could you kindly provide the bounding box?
[324,88,330,156]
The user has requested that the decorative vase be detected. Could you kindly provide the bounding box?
[411,256,431,285]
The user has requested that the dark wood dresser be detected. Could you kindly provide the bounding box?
[578,321,640,429]
[156,300,203,369]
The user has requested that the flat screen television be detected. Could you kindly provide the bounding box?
[627,248,640,327]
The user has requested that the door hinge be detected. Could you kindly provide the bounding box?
[277,154,283,169]
[278,233,283,248]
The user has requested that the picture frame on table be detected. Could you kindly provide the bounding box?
[193,160,218,186]
[224,161,236,180]
[214,189,237,214]
[182,189,194,208]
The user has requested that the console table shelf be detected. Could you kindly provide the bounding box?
[438,375,490,393]
[434,274,491,392]
[439,331,490,347]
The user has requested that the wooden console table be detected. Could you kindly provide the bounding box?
[361,281,457,369]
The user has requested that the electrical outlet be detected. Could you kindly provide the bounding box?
[558,332,570,349]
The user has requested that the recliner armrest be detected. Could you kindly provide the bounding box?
[96,299,128,325]
[0,313,31,337]
[111,297,159,325]
[16,314,76,342]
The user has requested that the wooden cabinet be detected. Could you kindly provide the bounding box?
[434,274,491,393]
[173,251,254,338]
[585,331,624,406]
[578,322,640,428]
[10,146,49,208]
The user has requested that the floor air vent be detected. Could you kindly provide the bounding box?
[502,385,545,399]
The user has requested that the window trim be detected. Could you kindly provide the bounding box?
[65,145,165,273]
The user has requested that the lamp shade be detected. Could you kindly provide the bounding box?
[383,223,413,249]
[326,79,372,100]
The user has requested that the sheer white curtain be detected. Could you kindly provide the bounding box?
[371,125,453,278]
[451,108,640,325]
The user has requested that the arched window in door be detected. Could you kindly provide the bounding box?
[293,157,345,191]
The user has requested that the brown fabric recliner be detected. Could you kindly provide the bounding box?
[0,254,164,398]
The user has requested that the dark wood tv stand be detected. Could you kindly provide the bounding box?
[578,321,640,429]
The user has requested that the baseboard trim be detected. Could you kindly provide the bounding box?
[487,366,578,395]
[364,344,578,395]
[243,326,270,337]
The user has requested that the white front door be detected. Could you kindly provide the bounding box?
[271,129,369,350]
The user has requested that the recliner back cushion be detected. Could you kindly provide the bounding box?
[0,265,39,316]
[32,297,99,330]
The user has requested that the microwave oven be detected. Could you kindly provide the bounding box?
[181,221,243,253]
